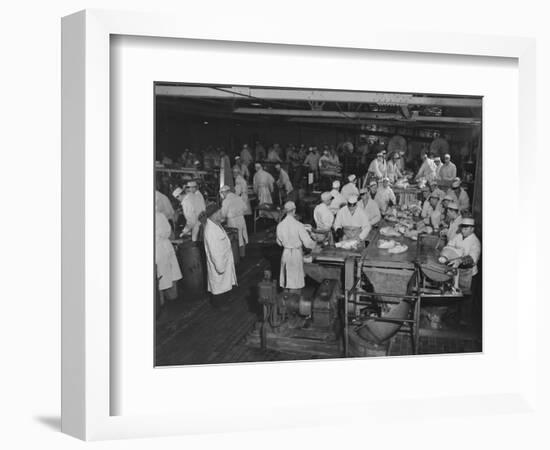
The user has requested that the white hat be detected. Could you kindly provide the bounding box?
[447,202,459,211]
[186,181,198,188]
[434,156,441,162]
[321,192,333,202]
[235,156,240,160]
[347,195,359,204]
[332,180,341,189]
[359,187,368,195]
[444,153,451,159]
[451,178,461,188]
[284,201,296,212]
[443,193,454,202]
[348,174,356,182]
[193,160,200,165]
[369,180,378,188]
[382,177,390,182]
[460,217,475,227]
[172,187,184,198]
[429,192,441,200]
[219,185,231,193]
[376,151,384,157]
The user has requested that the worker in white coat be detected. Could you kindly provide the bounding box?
[374,177,396,213]
[275,163,294,202]
[200,205,237,308]
[276,201,316,292]
[442,202,463,242]
[387,152,403,183]
[367,151,388,180]
[358,182,382,226]
[253,163,275,204]
[415,153,437,182]
[329,180,346,215]
[447,177,470,213]
[178,180,206,241]
[220,185,248,258]
[333,195,372,242]
[341,174,360,202]
[155,204,182,306]
[422,192,443,230]
[233,166,252,215]
[447,217,481,276]
[439,154,457,181]
[313,192,335,231]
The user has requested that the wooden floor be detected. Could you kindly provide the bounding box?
[155,227,481,367]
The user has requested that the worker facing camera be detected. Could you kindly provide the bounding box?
[333,194,371,242]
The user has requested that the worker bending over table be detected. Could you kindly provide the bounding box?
[341,174,359,202]
[442,202,463,242]
[314,192,335,232]
[333,194,372,242]
[276,201,316,294]
[447,177,470,214]
[374,177,396,213]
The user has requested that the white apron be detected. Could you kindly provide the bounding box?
[203,219,237,295]
[155,212,182,290]
[227,215,248,247]
[279,247,305,289]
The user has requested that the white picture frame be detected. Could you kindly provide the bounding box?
[61,9,538,441]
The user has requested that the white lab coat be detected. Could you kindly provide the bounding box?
[277,168,293,193]
[276,215,316,289]
[341,182,359,202]
[368,158,387,178]
[329,189,346,214]
[358,197,382,226]
[181,191,206,240]
[333,206,372,240]
[221,192,249,247]
[387,161,402,183]
[155,212,182,290]
[447,188,470,213]
[439,162,457,181]
[234,175,252,215]
[416,158,437,181]
[155,190,175,221]
[448,232,481,275]
[203,219,237,295]
[253,169,275,204]
[374,186,396,213]
[313,203,334,231]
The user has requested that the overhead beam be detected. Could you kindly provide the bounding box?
[234,107,480,125]
[155,85,482,108]
[287,117,480,127]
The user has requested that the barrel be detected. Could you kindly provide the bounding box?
[175,238,205,296]
[224,227,240,266]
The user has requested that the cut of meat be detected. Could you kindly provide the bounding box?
[388,244,408,254]
[377,239,396,249]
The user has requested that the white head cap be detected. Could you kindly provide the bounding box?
[348,174,356,183]
[447,202,459,211]
[219,185,231,193]
[451,178,461,188]
[321,192,333,202]
[186,180,198,188]
[347,195,358,204]
[332,180,341,189]
[460,217,475,227]
[284,201,296,213]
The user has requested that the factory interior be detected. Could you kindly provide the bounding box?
[154,84,482,366]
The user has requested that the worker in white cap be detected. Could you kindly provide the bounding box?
[358,182,382,226]
[387,152,404,183]
[447,177,470,213]
[341,174,360,202]
[179,180,206,241]
[199,204,237,308]
[274,163,294,203]
[447,217,481,276]
[329,180,346,214]
[441,202,462,242]
[276,201,316,292]
[439,153,457,181]
[313,192,335,231]
[253,163,275,204]
[415,152,437,182]
[422,192,443,229]
[232,166,252,216]
[367,151,388,180]
[155,201,182,307]
[219,185,248,258]
[374,177,396,213]
[333,194,372,242]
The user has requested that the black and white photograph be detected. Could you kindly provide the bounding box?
[154,83,482,366]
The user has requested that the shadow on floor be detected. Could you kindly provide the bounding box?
[34,415,61,431]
